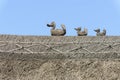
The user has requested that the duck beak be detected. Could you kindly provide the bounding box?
[47,24,51,27]
[94,30,98,32]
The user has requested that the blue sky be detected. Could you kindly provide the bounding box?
[0,0,120,36]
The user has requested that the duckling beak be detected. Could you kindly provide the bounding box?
[47,24,51,27]
[74,28,77,30]
[94,29,99,32]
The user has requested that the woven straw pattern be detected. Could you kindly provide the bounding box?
[0,35,120,59]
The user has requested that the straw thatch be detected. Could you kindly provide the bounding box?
[0,34,120,80]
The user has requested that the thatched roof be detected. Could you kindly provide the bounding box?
[0,34,120,60]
